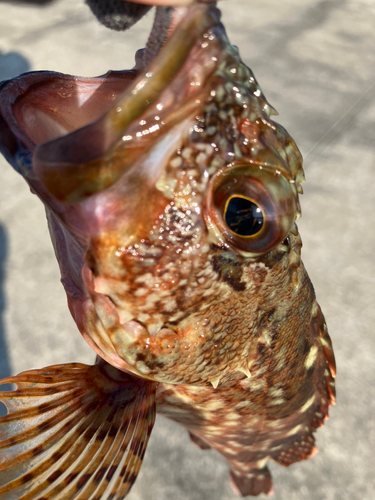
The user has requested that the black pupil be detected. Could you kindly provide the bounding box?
[225,197,264,236]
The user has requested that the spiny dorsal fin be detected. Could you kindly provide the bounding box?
[0,361,156,499]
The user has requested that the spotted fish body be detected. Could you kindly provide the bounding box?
[0,2,335,498]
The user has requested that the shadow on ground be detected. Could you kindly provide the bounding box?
[0,54,30,413]
[0,50,30,81]
[0,224,12,416]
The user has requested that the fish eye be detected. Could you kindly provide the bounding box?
[224,196,264,237]
[204,162,297,256]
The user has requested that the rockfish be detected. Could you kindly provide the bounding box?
[0,1,336,498]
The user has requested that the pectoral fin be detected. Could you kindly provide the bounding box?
[0,360,156,500]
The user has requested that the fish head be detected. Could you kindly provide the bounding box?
[0,2,305,385]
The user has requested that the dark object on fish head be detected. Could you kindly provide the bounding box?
[86,0,152,31]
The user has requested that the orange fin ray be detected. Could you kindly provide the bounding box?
[0,382,80,401]
[0,362,156,500]
[0,392,84,425]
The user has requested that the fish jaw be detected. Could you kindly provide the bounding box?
[0,3,305,386]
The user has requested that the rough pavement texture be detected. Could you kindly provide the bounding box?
[0,1,374,499]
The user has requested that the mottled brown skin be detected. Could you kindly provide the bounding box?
[157,275,335,495]
[0,3,335,498]
[81,24,336,495]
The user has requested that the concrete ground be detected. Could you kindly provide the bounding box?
[0,0,374,499]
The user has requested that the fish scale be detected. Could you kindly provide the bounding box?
[0,1,335,498]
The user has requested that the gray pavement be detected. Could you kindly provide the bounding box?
[0,1,374,499]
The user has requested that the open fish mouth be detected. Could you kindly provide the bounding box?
[0,3,222,204]
[0,0,302,383]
